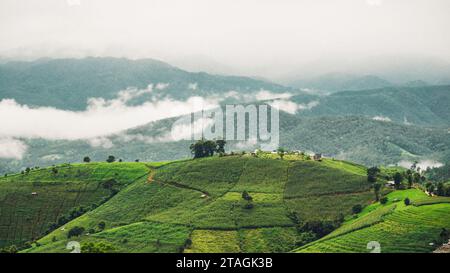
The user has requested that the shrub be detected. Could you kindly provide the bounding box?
[241,191,252,201]
[102,179,117,190]
[0,245,18,253]
[57,216,68,226]
[98,221,106,231]
[352,204,363,214]
[380,197,388,204]
[367,167,380,183]
[184,238,192,248]
[439,228,449,244]
[244,202,254,209]
[106,155,116,163]
[68,206,87,219]
[393,172,403,189]
[67,226,85,238]
[295,231,317,247]
[299,220,337,238]
[287,210,301,225]
[336,213,345,224]
[81,242,114,253]
[404,198,411,206]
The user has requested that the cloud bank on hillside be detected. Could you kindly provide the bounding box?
[0,86,296,159]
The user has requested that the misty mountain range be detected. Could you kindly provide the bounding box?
[0,57,449,174]
[0,58,292,111]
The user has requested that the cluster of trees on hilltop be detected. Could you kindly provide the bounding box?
[367,161,450,198]
[366,164,429,200]
[189,139,226,158]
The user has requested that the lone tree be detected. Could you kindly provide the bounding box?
[436,182,445,196]
[83,156,91,163]
[352,204,362,214]
[413,172,421,184]
[106,155,116,163]
[242,191,253,209]
[373,183,382,201]
[393,172,403,189]
[277,147,286,159]
[406,172,413,188]
[404,197,411,206]
[242,191,253,201]
[190,139,206,158]
[67,226,85,238]
[426,182,434,195]
[367,167,380,183]
[216,139,226,153]
[98,221,106,231]
[439,228,449,244]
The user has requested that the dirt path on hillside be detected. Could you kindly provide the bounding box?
[144,164,209,197]
[147,173,154,183]
[153,178,210,198]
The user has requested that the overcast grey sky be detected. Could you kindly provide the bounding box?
[1,0,449,77]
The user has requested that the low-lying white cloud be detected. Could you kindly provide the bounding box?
[0,86,291,158]
[223,90,293,103]
[398,159,444,171]
[41,154,62,161]
[269,100,319,114]
[115,117,214,144]
[88,137,114,149]
[188,83,198,90]
[373,115,391,122]
[155,83,170,90]
[233,138,258,150]
[0,86,220,141]
[0,138,28,159]
[255,90,292,101]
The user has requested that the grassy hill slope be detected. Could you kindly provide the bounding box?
[0,162,149,248]
[296,189,450,253]
[21,155,376,253]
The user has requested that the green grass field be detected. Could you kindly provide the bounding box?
[2,155,446,253]
[296,189,450,253]
[0,162,149,248]
[20,155,379,253]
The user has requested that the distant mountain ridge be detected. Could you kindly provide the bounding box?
[287,73,394,92]
[0,57,292,110]
[294,85,450,127]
